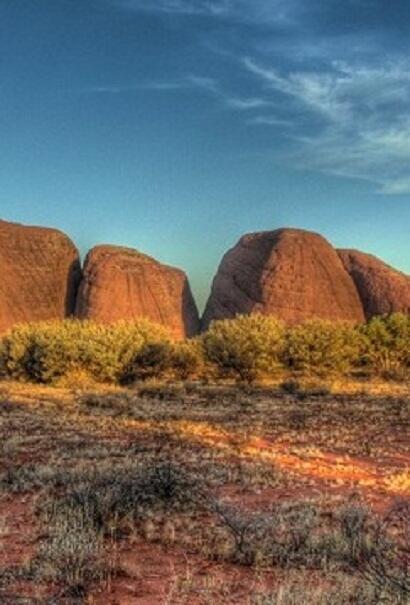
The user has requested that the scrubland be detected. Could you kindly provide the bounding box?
[0,314,408,604]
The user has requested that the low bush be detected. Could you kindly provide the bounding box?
[282,320,363,376]
[121,341,173,383]
[202,314,285,383]
[0,319,171,384]
[170,339,204,380]
[0,312,408,385]
[361,313,410,376]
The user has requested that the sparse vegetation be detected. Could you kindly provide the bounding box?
[202,314,285,383]
[282,319,363,376]
[1,313,408,388]
[0,314,408,602]
[361,313,410,377]
[0,318,171,384]
[0,380,408,603]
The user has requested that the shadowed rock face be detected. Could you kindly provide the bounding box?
[202,229,365,328]
[0,220,81,333]
[338,249,410,319]
[75,245,199,339]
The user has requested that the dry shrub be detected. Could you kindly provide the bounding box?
[282,320,363,376]
[0,319,171,384]
[361,313,410,376]
[0,313,408,386]
[171,339,204,380]
[202,314,285,383]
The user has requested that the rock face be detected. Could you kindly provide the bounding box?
[338,249,410,319]
[202,229,365,327]
[0,220,81,333]
[75,245,199,338]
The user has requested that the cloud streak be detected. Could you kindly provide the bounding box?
[108,0,232,16]
[244,58,410,194]
[108,0,295,24]
[100,1,410,195]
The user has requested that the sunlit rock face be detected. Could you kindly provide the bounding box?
[75,245,200,339]
[202,228,365,328]
[338,249,410,319]
[0,220,81,332]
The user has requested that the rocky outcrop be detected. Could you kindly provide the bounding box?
[75,245,199,338]
[202,229,365,327]
[1,219,408,336]
[338,249,410,319]
[0,220,81,332]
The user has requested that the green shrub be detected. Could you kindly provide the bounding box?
[282,320,362,376]
[0,319,171,384]
[170,339,204,380]
[0,313,408,386]
[0,322,39,380]
[121,341,173,383]
[361,313,410,375]
[202,314,285,383]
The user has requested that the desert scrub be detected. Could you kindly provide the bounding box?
[202,314,285,383]
[121,341,173,383]
[35,501,109,598]
[282,320,363,376]
[39,461,203,536]
[361,313,410,376]
[252,574,393,605]
[210,500,320,567]
[0,318,171,384]
[170,338,204,380]
[34,461,204,597]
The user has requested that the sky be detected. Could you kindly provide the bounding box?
[0,0,409,310]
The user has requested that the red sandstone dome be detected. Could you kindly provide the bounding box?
[338,249,410,319]
[1,219,408,336]
[202,228,365,328]
[75,245,199,339]
[0,219,81,333]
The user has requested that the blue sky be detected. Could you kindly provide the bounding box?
[1,0,409,309]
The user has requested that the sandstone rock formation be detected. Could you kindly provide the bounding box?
[338,249,410,319]
[202,229,365,327]
[0,219,81,333]
[75,245,199,338]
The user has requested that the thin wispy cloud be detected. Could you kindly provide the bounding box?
[108,0,295,24]
[96,1,410,195]
[243,57,410,194]
[244,58,351,121]
[109,0,232,16]
[82,77,217,95]
[248,115,292,127]
[83,74,277,121]
[138,81,188,91]
[185,75,220,94]
[225,97,270,110]
[85,85,140,94]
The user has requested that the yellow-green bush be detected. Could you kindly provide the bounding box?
[202,313,285,383]
[360,313,410,375]
[282,320,363,376]
[170,339,204,380]
[0,312,408,385]
[0,319,171,384]
[121,341,173,383]
[121,338,206,384]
